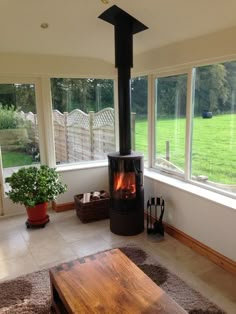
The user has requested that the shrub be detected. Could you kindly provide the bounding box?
[0,104,25,130]
[5,165,67,207]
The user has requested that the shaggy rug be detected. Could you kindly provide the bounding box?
[0,245,225,314]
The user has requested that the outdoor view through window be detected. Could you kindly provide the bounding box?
[131,76,148,163]
[191,62,236,194]
[0,83,40,189]
[154,61,236,195]
[155,74,187,174]
[50,78,115,164]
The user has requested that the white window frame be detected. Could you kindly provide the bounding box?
[0,77,48,165]
[145,62,236,200]
[49,76,117,168]
[151,69,189,179]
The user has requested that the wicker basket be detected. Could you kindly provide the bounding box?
[74,190,110,223]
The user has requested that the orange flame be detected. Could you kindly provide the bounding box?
[114,172,136,195]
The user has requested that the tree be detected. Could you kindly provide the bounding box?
[131,76,148,117]
[194,64,229,115]
[51,78,114,113]
[224,61,236,113]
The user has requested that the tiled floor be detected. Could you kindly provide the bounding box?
[0,210,235,313]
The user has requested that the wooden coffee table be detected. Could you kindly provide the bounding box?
[50,248,187,314]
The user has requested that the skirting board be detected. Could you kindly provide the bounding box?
[144,212,236,275]
[52,201,75,212]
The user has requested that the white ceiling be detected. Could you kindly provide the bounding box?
[1,0,236,63]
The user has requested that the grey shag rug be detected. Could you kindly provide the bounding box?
[0,246,225,314]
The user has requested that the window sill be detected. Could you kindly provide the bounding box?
[56,160,108,173]
[144,168,236,211]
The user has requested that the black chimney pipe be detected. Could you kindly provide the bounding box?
[99,6,148,155]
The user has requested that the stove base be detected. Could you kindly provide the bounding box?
[110,209,144,236]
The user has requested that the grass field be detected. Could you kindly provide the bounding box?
[135,113,236,184]
[2,151,33,168]
[1,114,235,185]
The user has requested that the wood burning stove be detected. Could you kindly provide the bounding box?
[99,5,148,235]
[108,152,144,235]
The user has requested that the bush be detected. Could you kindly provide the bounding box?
[0,104,25,130]
[5,165,67,207]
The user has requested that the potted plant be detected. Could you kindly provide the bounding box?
[5,165,67,228]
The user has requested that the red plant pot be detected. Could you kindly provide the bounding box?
[26,202,49,227]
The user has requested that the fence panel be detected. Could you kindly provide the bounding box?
[67,109,90,162]
[21,107,134,163]
[53,110,67,163]
[92,108,115,159]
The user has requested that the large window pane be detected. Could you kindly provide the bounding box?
[51,78,115,164]
[192,62,236,194]
[131,76,148,164]
[0,83,40,190]
[155,74,187,174]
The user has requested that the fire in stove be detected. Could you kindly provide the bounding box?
[113,172,136,199]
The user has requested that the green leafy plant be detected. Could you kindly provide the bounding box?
[0,104,25,130]
[5,165,67,208]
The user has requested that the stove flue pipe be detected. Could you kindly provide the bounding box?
[99,6,148,155]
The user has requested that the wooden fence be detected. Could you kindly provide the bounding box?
[20,109,135,163]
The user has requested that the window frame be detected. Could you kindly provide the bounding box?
[148,64,236,200]
[49,76,117,167]
[151,69,189,179]
[0,77,47,164]
[130,75,149,162]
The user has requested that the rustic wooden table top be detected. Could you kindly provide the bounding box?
[50,248,187,314]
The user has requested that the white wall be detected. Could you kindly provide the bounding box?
[144,176,236,262]
[134,26,236,74]
[56,166,109,204]
[2,165,109,217]
[0,53,115,77]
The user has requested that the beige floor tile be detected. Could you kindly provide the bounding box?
[21,225,63,248]
[0,233,29,261]
[57,220,109,243]
[199,265,236,303]
[0,216,26,237]
[30,245,77,268]
[70,235,113,257]
[210,293,236,314]
[0,253,38,282]
[101,228,145,246]
[48,209,76,222]
[148,237,196,263]
[180,252,218,276]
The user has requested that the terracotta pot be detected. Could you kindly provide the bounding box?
[26,202,49,227]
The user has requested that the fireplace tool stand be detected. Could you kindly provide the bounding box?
[147,197,165,236]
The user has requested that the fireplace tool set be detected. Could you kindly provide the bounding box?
[146,197,165,236]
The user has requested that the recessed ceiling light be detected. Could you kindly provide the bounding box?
[40,23,49,29]
[101,0,109,4]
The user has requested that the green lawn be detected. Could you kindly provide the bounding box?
[2,151,33,168]
[2,114,235,185]
[135,114,236,184]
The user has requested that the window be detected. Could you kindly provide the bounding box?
[191,62,236,194]
[0,83,40,191]
[50,78,115,165]
[131,76,148,163]
[154,74,187,175]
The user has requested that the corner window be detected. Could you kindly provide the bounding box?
[154,74,187,175]
[0,82,40,194]
[50,78,115,165]
[131,76,148,164]
[191,62,236,194]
